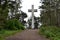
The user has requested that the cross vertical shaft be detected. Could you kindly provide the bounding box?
[32,5,34,29]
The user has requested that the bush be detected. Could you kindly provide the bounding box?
[0,30,22,40]
[4,19,25,30]
[39,26,60,40]
[0,30,5,34]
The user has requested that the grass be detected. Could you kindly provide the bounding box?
[0,30,22,40]
[39,26,60,40]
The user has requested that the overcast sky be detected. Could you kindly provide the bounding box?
[21,0,41,21]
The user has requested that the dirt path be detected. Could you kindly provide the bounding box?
[5,29,49,40]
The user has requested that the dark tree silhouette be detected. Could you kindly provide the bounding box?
[39,0,60,26]
[28,16,40,29]
[20,11,27,25]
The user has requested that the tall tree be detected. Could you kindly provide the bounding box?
[0,0,22,29]
[0,0,9,29]
[7,0,22,19]
[20,11,27,25]
[39,0,60,26]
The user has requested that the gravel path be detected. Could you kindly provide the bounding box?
[5,29,49,40]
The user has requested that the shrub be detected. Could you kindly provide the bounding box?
[0,30,5,34]
[39,26,60,40]
[4,19,25,30]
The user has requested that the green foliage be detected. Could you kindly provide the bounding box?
[39,26,60,40]
[39,0,60,40]
[0,0,9,30]
[0,30,22,40]
[5,19,25,30]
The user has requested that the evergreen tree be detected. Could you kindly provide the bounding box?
[7,0,22,19]
[20,11,27,25]
[0,0,22,29]
[39,0,60,26]
[0,0,9,29]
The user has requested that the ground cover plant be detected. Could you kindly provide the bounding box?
[39,26,60,40]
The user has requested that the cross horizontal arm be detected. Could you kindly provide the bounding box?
[34,9,37,12]
[28,10,32,12]
[28,9,37,12]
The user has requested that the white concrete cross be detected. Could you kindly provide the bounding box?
[28,5,37,29]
